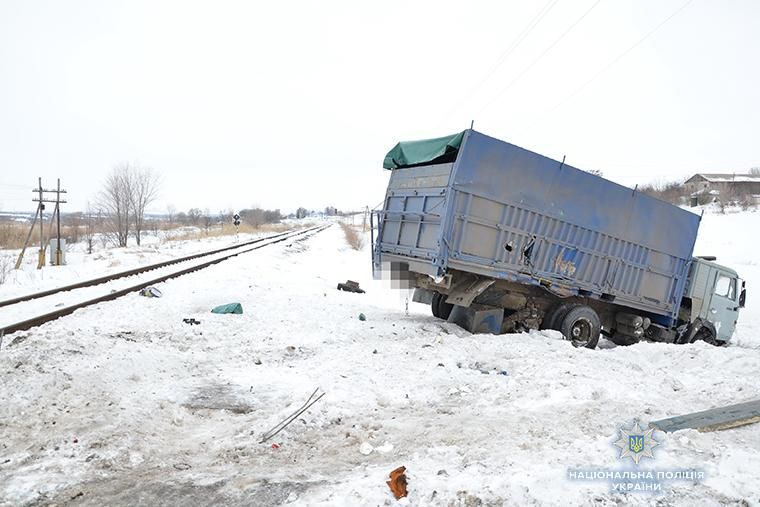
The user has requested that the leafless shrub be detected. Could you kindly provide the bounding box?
[165,222,293,242]
[166,204,177,226]
[340,222,364,250]
[240,208,282,228]
[720,186,756,211]
[0,253,13,284]
[202,209,215,235]
[639,179,686,205]
[0,221,31,249]
[82,205,99,254]
[187,208,203,226]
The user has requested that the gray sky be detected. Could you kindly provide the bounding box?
[1,0,758,214]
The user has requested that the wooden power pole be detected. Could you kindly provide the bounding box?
[29,177,67,269]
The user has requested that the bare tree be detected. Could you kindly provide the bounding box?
[187,208,203,226]
[98,164,133,247]
[750,167,760,176]
[202,208,214,234]
[83,203,96,254]
[130,166,160,246]
[166,204,177,226]
[98,162,160,247]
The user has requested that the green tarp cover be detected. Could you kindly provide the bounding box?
[383,131,465,169]
[211,302,243,314]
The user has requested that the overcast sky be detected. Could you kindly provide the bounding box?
[1,0,758,214]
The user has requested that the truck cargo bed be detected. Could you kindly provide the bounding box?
[374,130,701,323]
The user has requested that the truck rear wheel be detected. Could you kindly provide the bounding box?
[560,305,601,349]
[431,293,442,318]
[436,294,454,320]
[542,303,575,331]
[431,293,454,320]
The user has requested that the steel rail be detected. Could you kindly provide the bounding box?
[0,225,331,336]
[0,226,321,309]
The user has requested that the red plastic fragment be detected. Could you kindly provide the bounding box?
[387,466,408,499]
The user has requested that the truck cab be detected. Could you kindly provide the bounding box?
[683,258,746,343]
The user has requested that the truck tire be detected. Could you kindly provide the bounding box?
[691,324,721,346]
[542,303,575,331]
[560,305,601,349]
[436,294,454,320]
[431,293,442,318]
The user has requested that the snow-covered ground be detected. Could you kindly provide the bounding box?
[0,225,304,299]
[0,210,759,506]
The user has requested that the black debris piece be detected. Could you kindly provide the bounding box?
[337,280,365,294]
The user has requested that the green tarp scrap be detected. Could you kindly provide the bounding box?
[383,131,465,169]
[211,302,243,314]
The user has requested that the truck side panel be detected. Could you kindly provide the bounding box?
[443,131,700,320]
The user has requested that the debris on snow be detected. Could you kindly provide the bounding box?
[210,302,243,314]
[337,280,366,294]
[138,286,163,298]
[651,398,760,433]
[359,442,373,455]
[260,387,325,443]
[387,466,408,500]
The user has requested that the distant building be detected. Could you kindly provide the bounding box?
[684,173,760,205]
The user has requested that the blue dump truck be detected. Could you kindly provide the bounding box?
[372,129,745,348]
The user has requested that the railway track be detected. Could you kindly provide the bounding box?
[0,224,330,336]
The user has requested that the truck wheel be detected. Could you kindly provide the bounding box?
[542,303,575,331]
[691,325,721,346]
[437,294,454,320]
[431,293,442,318]
[560,305,601,349]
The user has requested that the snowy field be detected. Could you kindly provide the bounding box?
[1,210,759,506]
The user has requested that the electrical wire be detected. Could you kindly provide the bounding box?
[437,0,561,126]
[543,0,695,116]
[475,0,603,116]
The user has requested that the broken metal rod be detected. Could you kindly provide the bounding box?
[260,387,325,443]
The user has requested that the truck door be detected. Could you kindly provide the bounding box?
[708,271,739,342]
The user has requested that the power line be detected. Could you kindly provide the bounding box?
[543,0,695,116]
[437,0,561,126]
[475,0,603,117]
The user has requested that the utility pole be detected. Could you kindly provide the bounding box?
[56,178,62,265]
[37,177,44,268]
[15,205,40,269]
[31,177,67,269]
